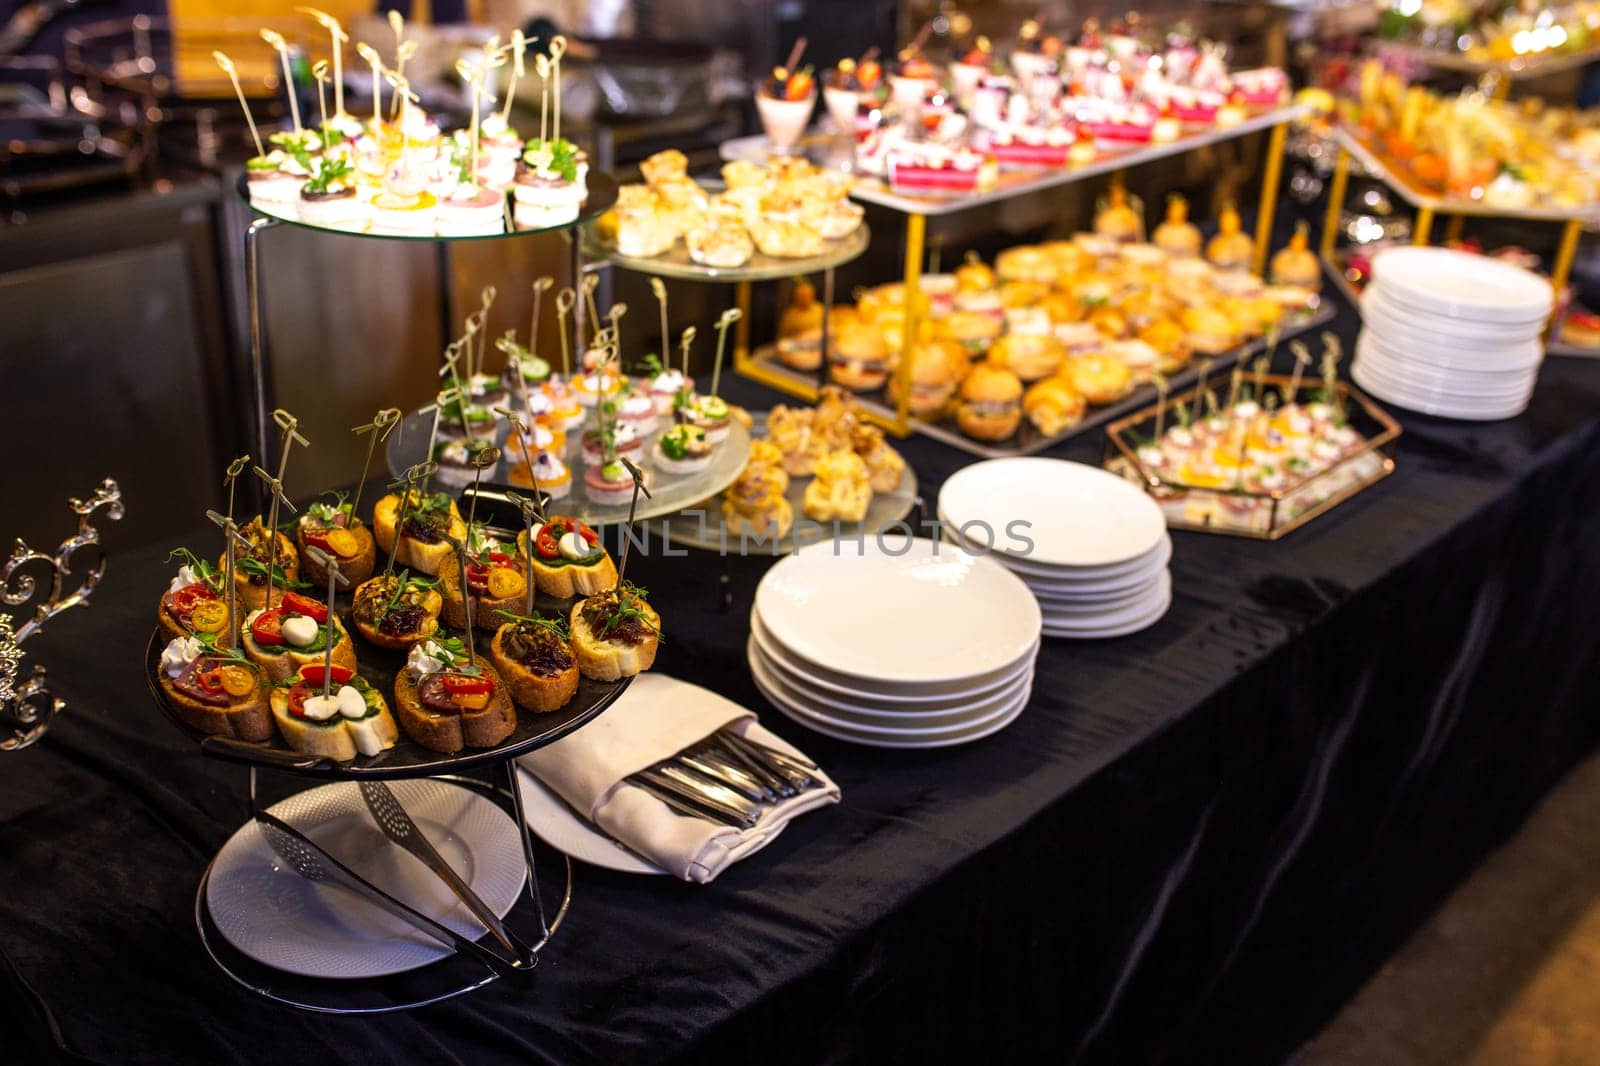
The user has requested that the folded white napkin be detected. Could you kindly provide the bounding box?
[519,673,840,882]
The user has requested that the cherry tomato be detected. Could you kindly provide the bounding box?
[189,600,229,634]
[441,674,494,696]
[286,684,309,718]
[173,584,216,617]
[535,530,561,560]
[281,592,329,624]
[251,609,286,646]
[576,524,598,545]
[299,664,354,687]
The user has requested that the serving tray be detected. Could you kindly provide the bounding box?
[146,589,630,779]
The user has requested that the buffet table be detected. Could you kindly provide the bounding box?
[8,302,1600,1065]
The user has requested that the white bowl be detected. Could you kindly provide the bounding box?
[756,92,816,150]
[822,84,860,132]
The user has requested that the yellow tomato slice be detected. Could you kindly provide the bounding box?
[189,600,229,633]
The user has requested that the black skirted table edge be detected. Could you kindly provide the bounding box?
[5,299,1600,1066]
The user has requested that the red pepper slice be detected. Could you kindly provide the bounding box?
[280,592,329,623]
[441,674,494,696]
[299,664,354,687]
[197,668,225,693]
[251,609,286,646]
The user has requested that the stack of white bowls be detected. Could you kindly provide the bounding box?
[938,458,1173,639]
[748,537,1042,749]
[1354,246,1552,421]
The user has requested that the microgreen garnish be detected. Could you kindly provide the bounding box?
[594,582,661,641]
[303,155,354,195]
[167,548,223,592]
[430,635,481,676]
[239,556,311,589]
[495,608,569,639]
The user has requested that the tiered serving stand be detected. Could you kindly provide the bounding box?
[719,105,1333,455]
[160,175,632,1012]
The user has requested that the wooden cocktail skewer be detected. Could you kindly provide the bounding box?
[1152,372,1168,439]
[252,409,309,611]
[497,411,539,491]
[311,59,331,134]
[224,455,250,530]
[555,288,576,378]
[650,278,669,362]
[385,69,419,173]
[213,52,266,159]
[581,273,601,350]
[710,307,742,398]
[259,29,302,135]
[533,52,551,147]
[387,10,408,119]
[549,36,567,144]
[1287,341,1312,403]
[456,58,496,186]
[1193,359,1215,418]
[350,407,402,524]
[1252,356,1269,405]
[499,30,526,125]
[529,276,554,359]
[676,326,697,419]
[297,7,348,119]
[383,466,420,578]
[504,491,544,619]
[355,42,382,125]
[438,337,468,411]
[1227,364,1244,411]
[678,325,696,379]
[453,447,502,653]
[205,510,253,650]
[605,302,627,371]
[303,547,349,704]
[613,458,653,590]
[779,37,808,79]
[477,286,498,379]
[418,397,445,495]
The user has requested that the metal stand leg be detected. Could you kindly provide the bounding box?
[1320,147,1350,264]
[1252,120,1290,277]
[733,280,752,364]
[1444,215,1465,244]
[1549,219,1583,334]
[1413,206,1436,246]
[887,212,926,438]
[818,268,835,393]
[245,217,282,466]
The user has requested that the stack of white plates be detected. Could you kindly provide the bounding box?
[1354,246,1552,421]
[748,536,1042,749]
[938,458,1173,639]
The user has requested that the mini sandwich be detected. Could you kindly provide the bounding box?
[1063,352,1135,406]
[956,363,1024,441]
[269,664,400,761]
[517,516,617,599]
[569,583,661,681]
[157,636,273,742]
[940,310,1004,356]
[1023,375,1087,436]
[159,551,233,642]
[351,570,444,649]
[394,638,517,754]
[988,332,1067,382]
[224,517,300,611]
[885,339,966,418]
[828,318,893,391]
[488,611,580,713]
[242,592,359,683]
[297,494,377,587]
[437,531,529,629]
[653,423,714,475]
[373,489,467,577]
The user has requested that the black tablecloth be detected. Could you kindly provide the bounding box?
[7,306,1600,1066]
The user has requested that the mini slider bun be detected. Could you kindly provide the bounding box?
[1023,375,1087,436]
[885,338,966,417]
[393,650,517,754]
[988,332,1067,382]
[956,362,1024,441]
[827,317,892,391]
[488,615,580,713]
[269,665,399,762]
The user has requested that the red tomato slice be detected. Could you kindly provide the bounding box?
[576,524,598,545]
[441,674,494,696]
[299,664,354,687]
[197,669,225,693]
[173,584,216,616]
[251,609,286,646]
[535,531,561,559]
[286,684,309,718]
[280,592,329,623]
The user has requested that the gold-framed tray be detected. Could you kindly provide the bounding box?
[1102,373,1401,540]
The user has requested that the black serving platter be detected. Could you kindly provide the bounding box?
[146,587,630,780]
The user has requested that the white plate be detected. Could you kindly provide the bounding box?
[1041,575,1173,638]
[1354,345,1535,402]
[750,648,1031,736]
[1352,361,1530,421]
[939,457,1168,568]
[941,514,1173,583]
[1357,334,1540,388]
[750,609,1036,700]
[1365,283,1546,337]
[1032,575,1167,616]
[1369,246,1553,324]
[1362,291,1546,359]
[750,637,1033,725]
[754,536,1042,685]
[206,780,526,979]
[753,665,1030,749]
[512,769,786,876]
[1040,570,1170,628]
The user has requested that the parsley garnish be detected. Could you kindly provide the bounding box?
[167,548,223,592]
[303,156,354,195]
[495,608,569,639]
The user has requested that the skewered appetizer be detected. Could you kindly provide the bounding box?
[507,451,573,501]
[488,611,580,713]
[584,458,644,507]
[683,394,734,444]
[569,583,661,681]
[351,570,444,649]
[157,636,273,741]
[434,437,501,489]
[269,664,399,761]
[437,529,529,629]
[394,638,517,754]
[160,551,233,642]
[242,592,358,682]
[653,423,714,474]
[517,516,617,598]
[297,492,377,586]
[224,517,300,611]
[373,489,468,576]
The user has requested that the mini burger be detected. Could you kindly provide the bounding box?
[886,339,966,417]
[939,310,1004,356]
[988,332,1067,382]
[828,318,894,391]
[956,363,1024,441]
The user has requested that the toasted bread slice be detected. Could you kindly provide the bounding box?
[268,680,399,761]
[569,598,660,681]
[297,522,377,587]
[156,595,237,645]
[436,549,529,629]
[488,624,580,713]
[243,615,359,682]
[159,665,275,742]
[373,494,466,577]
[222,528,299,612]
[392,654,517,754]
[517,530,618,599]
[350,575,444,650]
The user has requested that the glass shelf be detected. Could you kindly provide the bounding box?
[236,171,620,242]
